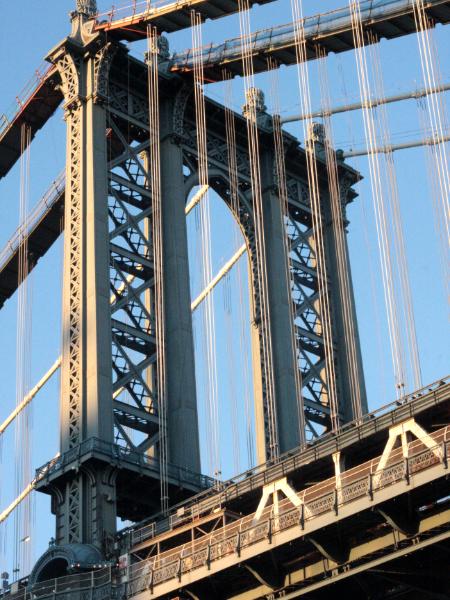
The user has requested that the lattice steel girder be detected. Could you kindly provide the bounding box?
[106,72,201,475]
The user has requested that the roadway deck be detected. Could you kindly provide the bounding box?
[171,0,450,79]
[95,0,277,41]
[0,175,64,307]
[0,67,62,180]
[123,376,450,550]
[124,420,450,598]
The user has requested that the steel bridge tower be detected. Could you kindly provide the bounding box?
[3,0,367,581]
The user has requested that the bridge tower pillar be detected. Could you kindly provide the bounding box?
[245,92,367,460]
[254,144,302,461]
[43,12,116,549]
[307,123,367,424]
[32,13,203,564]
[158,96,201,472]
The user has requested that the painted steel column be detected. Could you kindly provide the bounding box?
[307,123,367,423]
[46,19,116,547]
[327,180,368,419]
[253,145,301,463]
[159,96,201,473]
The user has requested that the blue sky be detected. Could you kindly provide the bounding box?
[0,0,448,580]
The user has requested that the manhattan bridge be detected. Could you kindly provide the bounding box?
[0,0,449,598]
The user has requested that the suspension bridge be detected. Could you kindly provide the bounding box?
[0,0,449,598]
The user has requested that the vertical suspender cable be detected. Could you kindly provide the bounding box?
[237,0,279,460]
[14,123,34,577]
[290,0,340,432]
[316,47,364,421]
[223,71,255,469]
[368,33,422,390]
[191,11,221,478]
[413,0,450,305]
[222,273,241,475]
[417,96,450,302]
[350,0,408,399]
[147,26,169,515]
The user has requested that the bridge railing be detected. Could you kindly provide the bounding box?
[96,0,185,24]
[127,375,449,547]
[0,63,55,139]
[3,567,111,600]
[35,437,216,492]
[127,426,449,595]
[0,172,65,274]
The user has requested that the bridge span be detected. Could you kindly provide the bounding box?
[120,377,450,599]
[6,378,448,599]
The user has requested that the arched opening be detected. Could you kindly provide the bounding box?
[35,558,69,583]
[185,178,256,481]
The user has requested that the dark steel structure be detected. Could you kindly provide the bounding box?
[0,0,449,598]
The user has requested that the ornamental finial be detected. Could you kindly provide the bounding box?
[76,0,97,17]
[242,87,267,119]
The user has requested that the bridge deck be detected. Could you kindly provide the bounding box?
[125,376,450,549]
[0,66,62,180]
[0,174,64,308]
[125,423,450,598]
[95,0,277,41]
[171,0,450,79]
